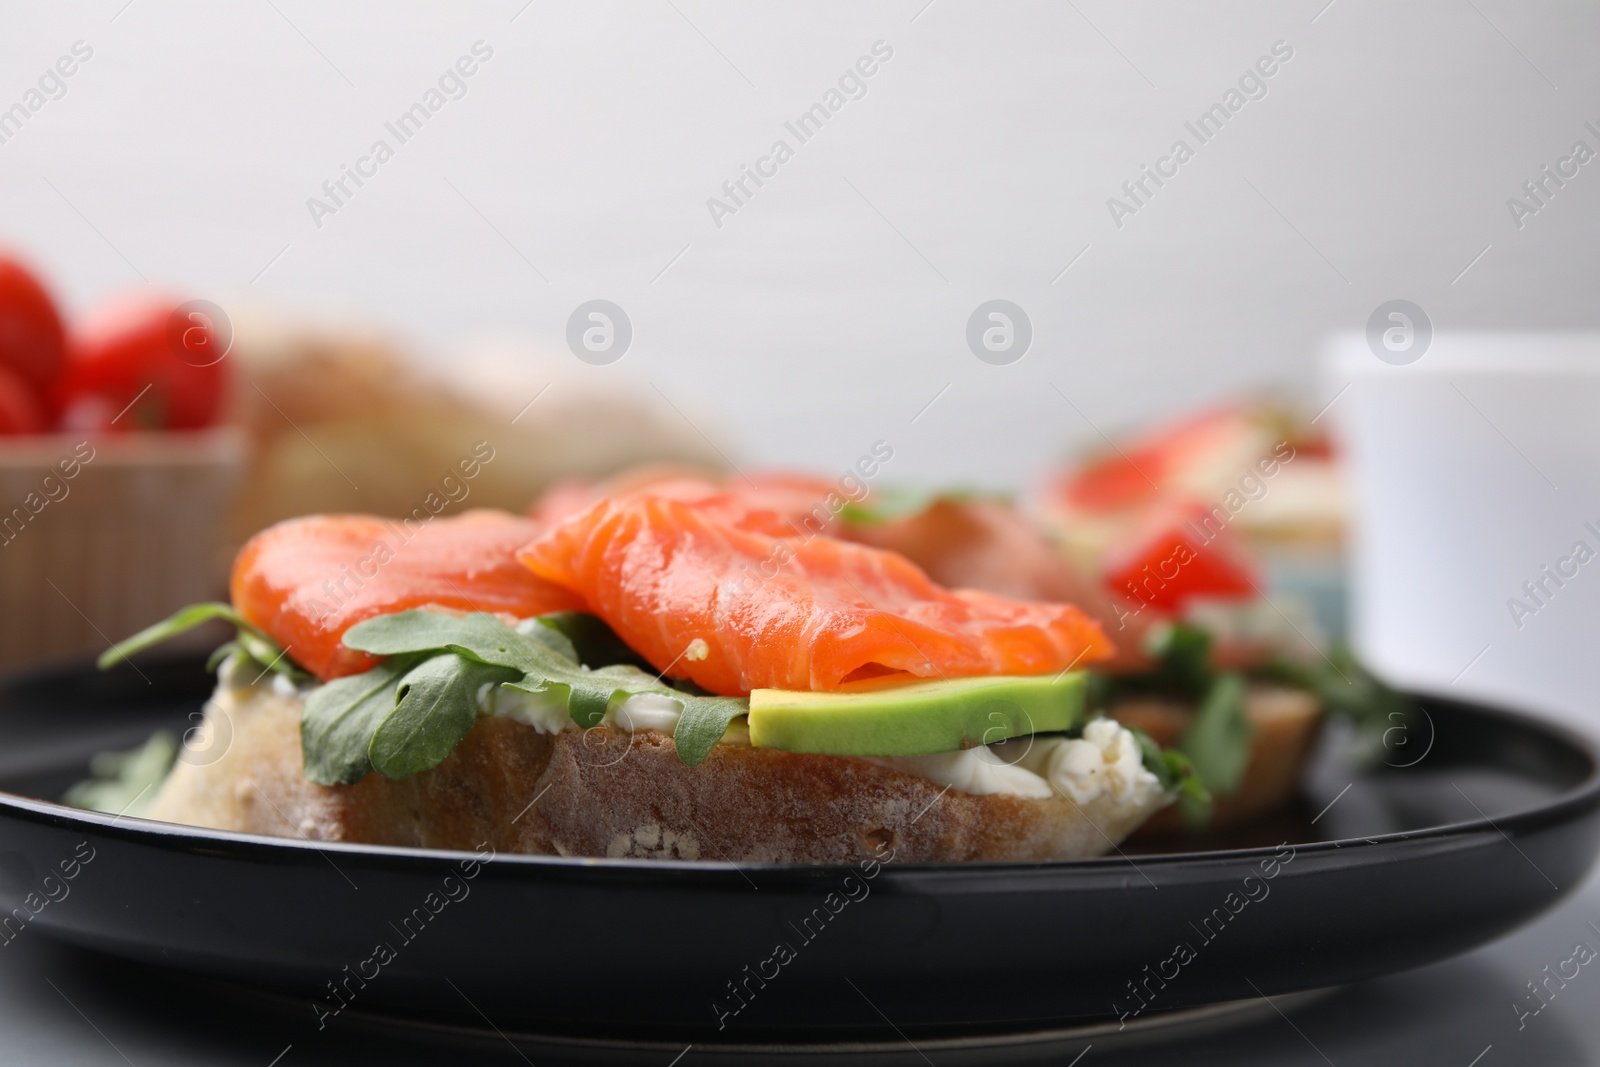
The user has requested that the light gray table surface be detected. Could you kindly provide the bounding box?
[1,859,1597,1066]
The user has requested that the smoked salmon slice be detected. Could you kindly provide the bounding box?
[517,493,1113,696]
[232,510,585,680]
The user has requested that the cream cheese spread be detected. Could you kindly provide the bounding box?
[874,718,1165,807]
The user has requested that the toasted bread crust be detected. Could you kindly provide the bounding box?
[147,686,561,853]
[146,683,1166,863]
[527,728,1157,863]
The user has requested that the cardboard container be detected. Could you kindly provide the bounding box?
[0,429,245,673]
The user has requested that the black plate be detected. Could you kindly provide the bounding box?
[1,657,1597,1050]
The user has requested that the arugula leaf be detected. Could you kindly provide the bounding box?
[348,611,684,725]
[205,641,242,673]
[503,666,632,728]
[1179,672,1254,795]
[1143,622,1214,699]
[98,602,246,668]
[98,602,311,685]
[63,730,179,816]
[300,655,424,785]
[1128,724,1211,825]
[102,604,756,781]
[344,611,553,673]
[672,696,748,767]
[334,610,754,772]
[512,616,582,662]
[369,654,521,779]
[507,656,746,763]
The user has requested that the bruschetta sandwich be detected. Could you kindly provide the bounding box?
[97,474,1204,864]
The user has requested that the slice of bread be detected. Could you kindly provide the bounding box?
[1110,683,1322,836]
[146,681,1170,864]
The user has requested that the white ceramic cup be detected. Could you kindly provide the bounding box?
[1323,331,1600,728]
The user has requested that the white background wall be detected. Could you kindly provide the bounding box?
[4,1,1597,490]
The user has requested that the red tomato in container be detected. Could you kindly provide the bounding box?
[0,364,45,435]
[0,255,66,400]
[55,298,229,432]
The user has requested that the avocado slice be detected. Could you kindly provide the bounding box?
[747,672,1088,757]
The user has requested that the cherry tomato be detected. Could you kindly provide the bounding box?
[1101,502,1258,614]
[55,298,229,432]
[0,363,45,435]
[0,255,66,395]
